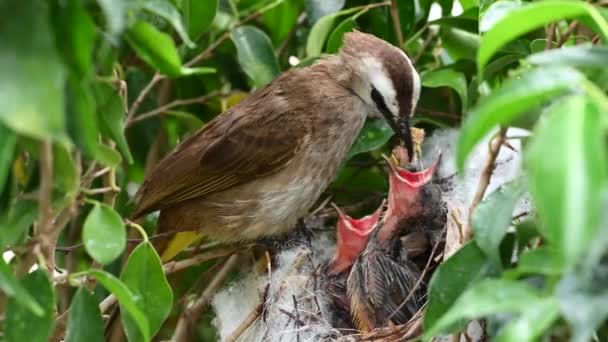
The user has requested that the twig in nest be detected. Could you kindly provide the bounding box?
[466,127,508,241]
[171,254,240,342]
[225,302,263,342]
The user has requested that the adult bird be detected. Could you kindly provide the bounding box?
[131,31,421,260]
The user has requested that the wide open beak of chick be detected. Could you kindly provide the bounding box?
[328,202,384,275]
[385,150,441,222]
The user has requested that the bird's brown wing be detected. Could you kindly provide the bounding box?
[132,102,309,217]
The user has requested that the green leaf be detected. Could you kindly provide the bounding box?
[0,0,67,142]
[121,242,173,342]
[0,199,38,248]
[85,270,151,342]
[134,0,195,48]
[66,77,99,159]
[496,297,560,342]
[326,17,356,54]
[306,0,345,24]
[53,144,79,199]
[473,179,525,263]
[231,26,280,88]
[396,0,416,37]
[456,67,586,172]
[96,144,122,168]
[527,45,608,68]
[5,271,55,342]
[126,20,202,78]
[507,247,563,277]
[422,68,468,112]
[425,279,545,338]
[50,0,96,79]
[94,82,134,163]
[0,123,16,195]
[0,258,43,316]
[182,0,218,40]
[66,288,105,342]
[262,0,301,44]
[424,242,492,333]
[526,95,606,266]
[558,267,608,342]
[96,0,125,36]
[479,0,522,33]
[347,119,393,159]
[478,0,608,72]
[306,6,361,57]
[440,27,480,61]
[82,202,127,265]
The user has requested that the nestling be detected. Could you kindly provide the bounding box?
[132,31,421,255]
[347,153,441,332]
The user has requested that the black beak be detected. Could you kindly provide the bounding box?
[379,111,413,163]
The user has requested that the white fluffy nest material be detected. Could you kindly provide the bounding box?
[212,128,531,342]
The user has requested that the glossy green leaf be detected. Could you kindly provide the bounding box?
[96,144,122,168]
[66,77,99,159]
[82,202,127,265]
[479,1,522,33]
[121,242,173,342]
[183,0,218,39]
[306,0,345,24]
[5,271,55,342]
[306,6,361,56]
[441,27,480,61]
[96,0,125,36]
[126,21,210,78]
[496,297,560,342]
[134,0,195,48]
[0,123,16,195]
[85,270,150,342]
[396,0,416,37]
[0,199,38,248]
[326,17,356,53]
[50,0,96,79]
[508,247,563,277]
[473,179,525,262]
[231,26,280,88]
[424,242,492,333]
[66,288,104,342]
[425,279,544,338]
[457,67,586,172]
[0,258,43,316]
[527,45,608,68]
[94,82,134,163]
[0,0,67,142]
[262,0,301,44]
[347,119,393,159]
[526,95,606,266]
[422,68,468,112]
[478,0,608,72]
[558,267,608,342]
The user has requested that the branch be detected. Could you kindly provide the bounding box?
[465,127,508,241]
[390,0,404,48]
[126,73,162,124]
[225,302,263,342]
[556,20,579,47]
[125,90,226,128]
[171,254,240,342]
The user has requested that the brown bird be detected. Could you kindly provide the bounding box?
[132,31,421,258]
[347,154,441,332]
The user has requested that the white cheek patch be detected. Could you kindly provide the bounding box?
[360,57,398,117]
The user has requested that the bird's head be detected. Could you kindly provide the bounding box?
[328,202,384,275]
[339,31,421,160]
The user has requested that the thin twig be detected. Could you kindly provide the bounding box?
[225,303,263,342]
[556,20,579,47]
[546,23,557,50]
[171,254,241,342]
[36,140,55,274]
[126,73,162,123]
[390,0,404,48]
[466,127,508,241]
[125,90,226,128]
[412,29,436,65]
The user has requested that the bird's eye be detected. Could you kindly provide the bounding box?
[370,86,391,116]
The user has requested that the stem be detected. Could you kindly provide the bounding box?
[390,0,404,48]
[125,219,149,242]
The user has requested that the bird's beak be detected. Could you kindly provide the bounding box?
[379,111,414,162]
[329,202,383,274]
